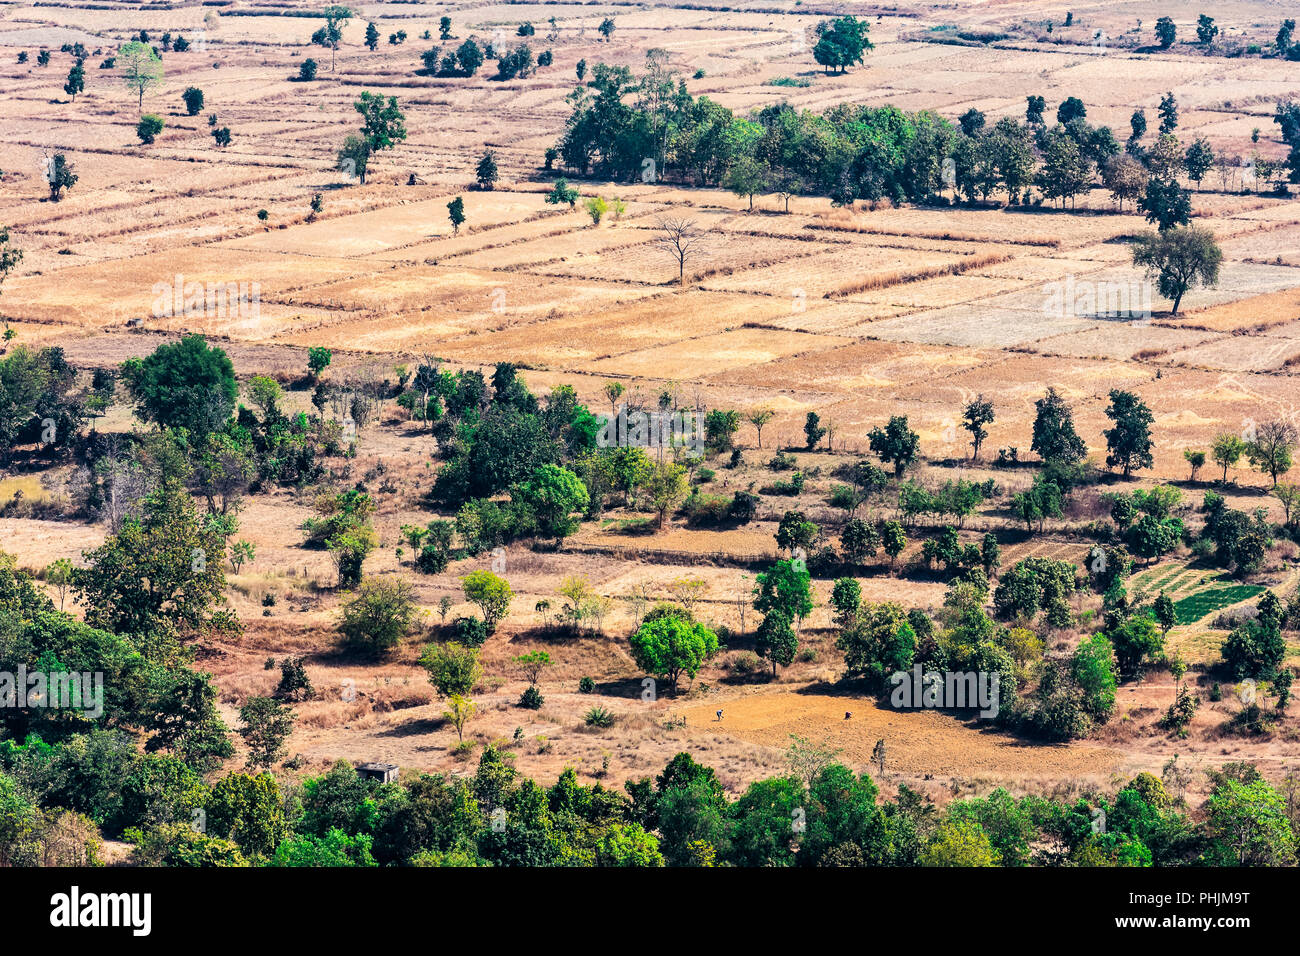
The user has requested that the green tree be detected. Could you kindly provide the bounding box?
[812,16,873,74]
[365,22,380,51]
[307,347,332,380]
[868,415,920,477]
[461,569,513,631]
[352,91,407,182]
[645,458,689,529]
[1103,389,1155,477]
[338,576,418,655]
[456,39,484,76]
[1205,779,1295,865]
[73,482,235,655]
[447,195,465,234]
[753,559,814,634]
[336,134,370,184]
[754,610,798,675]
[1247,420,1297,487]
[1108,614,1163,680]
[1212,433,1247,483]
[1031,387,1086,464]
[237,696,294,770]
[135,113,164,144]
[837,601,913,684]
[961,395,994,460]
[311,5,352,71]
[64,61,84,100]
[545,177,579,208]
[921,818,1000,866]
[1154,592,1176,637]
[1155,17,1176,48]
[119,40,162,110]
[120,335,237,442]
[182,87,204,115]
[1132,225,1221,314]
[476,149,499,190]
[419,641,482,697]
[628,611,719,694]
[513,464,588,543]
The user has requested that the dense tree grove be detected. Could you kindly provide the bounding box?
[553,52,1299,207]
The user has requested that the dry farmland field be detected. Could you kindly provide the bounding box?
[3,0,1300,879]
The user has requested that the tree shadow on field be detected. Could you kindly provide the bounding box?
[592,676,657,699]
[375,715,447,738]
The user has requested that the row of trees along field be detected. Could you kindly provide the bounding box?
[553,46,1300,207]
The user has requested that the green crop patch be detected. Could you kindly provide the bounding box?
[1172,585,1266,625]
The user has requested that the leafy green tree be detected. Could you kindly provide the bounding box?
[351,91,406,182]
[237,696,294,770]
[1247,420,1297,487]
[456,39,484,76]
[1031,387,1086,465]
[476,149,499,190]
[868,415,919,477]
[1155,17,1176,48]
[803,411,827,450]
[447,195,465,234]
[1103,389,1154,477]
[961,395,994,460]
[837,601,913,684]
[336,134,370,184]
[754,610,798,675]
[461,569,513,631]
[1071,634,1117,719]
[1212,433,1247,483]
[118,40,162,110]
[64,60,84,100]
[1132,225,1221,314]
[365,22,379,51]
[921,818,1000,866]
[182,86,204,115]
[812,16,873,74]
[644,458,689,529]
[73,481,236,655]
[338,576,419,655]
[596,823,663,866]
[1204,778,1295,866]
[136,113,164,144]
[881,520,906,568]
[205,772,286,857]
[311,5,352,71]
[307,346,332,381]
[628,610,719,694]
[1108,614,1163,680]
[544,181,583,216]
[121,335,237,442]
[1154,592,1177,637]
[419,641,481,697]
[1139,177,1192,231]
[753,559,814,634]
[513,464,588,543]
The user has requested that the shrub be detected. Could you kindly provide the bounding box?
[578,676,595,694]
[452,615,489,647]
[518,685,544,709]
[584,705,615,728]
[338,577,419,656]
[136,114,164,144]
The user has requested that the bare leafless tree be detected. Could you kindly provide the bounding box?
[652,217,707,287]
